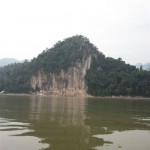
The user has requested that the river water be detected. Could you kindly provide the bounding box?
[0,95,150,150]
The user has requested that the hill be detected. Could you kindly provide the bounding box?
[136,63,150,71]
[143,63,150,71]
[0,35,150,97]
[0,58,19,67]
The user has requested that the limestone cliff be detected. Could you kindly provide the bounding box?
[31,55,92,96]
[1,35,146,97]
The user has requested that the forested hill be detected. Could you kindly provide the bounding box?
[0,35,150,97]
[0,58,19,67]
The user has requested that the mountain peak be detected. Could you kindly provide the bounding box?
[32,35,101,74]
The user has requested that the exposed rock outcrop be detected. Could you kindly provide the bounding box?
[31,55,92,96]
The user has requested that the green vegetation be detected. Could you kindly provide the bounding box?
[85,57,150,97]
[30,35,98,74]
[0,61,31,93]
[0,35,150,96]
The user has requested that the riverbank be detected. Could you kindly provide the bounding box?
[0,93,150,100]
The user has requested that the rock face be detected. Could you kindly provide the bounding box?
[30,55,92,96]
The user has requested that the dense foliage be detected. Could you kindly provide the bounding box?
[30,35,98,74]
[0,61,31,93]
[85,56,150,97]
[0,35,150,96]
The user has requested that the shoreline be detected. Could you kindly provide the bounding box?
[0,93,150,100]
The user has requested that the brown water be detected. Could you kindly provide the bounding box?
[0,95,150,150]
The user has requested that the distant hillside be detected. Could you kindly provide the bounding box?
[143,63,150,71]
[0,35,150,97]
[136,63,150,71]
[0,58,19,67]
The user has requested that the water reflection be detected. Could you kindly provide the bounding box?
[28,96,102,150]
[29,96,87,126]
[86,98,150,133]
[93,130,150,150]
[0,95,150,150]
[0,117,49,150]
[86,98,150,150]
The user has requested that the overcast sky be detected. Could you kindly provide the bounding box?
[0,0,149,65]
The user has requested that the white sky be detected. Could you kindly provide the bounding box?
[0,0,149,65]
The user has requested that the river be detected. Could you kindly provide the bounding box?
[0,95,150,150]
